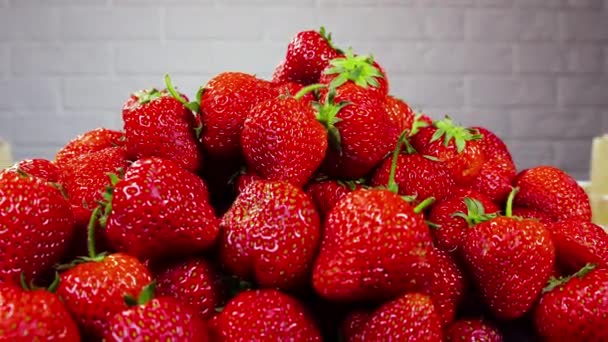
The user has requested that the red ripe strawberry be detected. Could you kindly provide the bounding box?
[356,293,443,341]
[122,77,202,172]
[305,178,363,219]
[511,206,554,224]
[155,257,224,320]
[317,83,396,179]
[55,128,125,169]
[341,310,371,342]
[462,190,555,319]
[429,192,499,253]
[105,157,219,261]
[272,80,316,105]
[4,158,60,183]
[241,96,327,186]
[514,166,591,222]
[411,117,485,186]
[535,264,608,341]
[384,95,415,136]
[546,219,608,273]
[57,253,152,337]
[104,283,209,342]
[0,281,81,342]
[0,172,74,284]
[233,167,262,195]
[200,72,277,159]
[219,180,321,290]
[210,289,322,341]
[426,249,466,325]
[445,319,503,342]
[278,27,342,85]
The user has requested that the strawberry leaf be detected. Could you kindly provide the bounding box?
[431,116,483,153]
[324,49,383,90]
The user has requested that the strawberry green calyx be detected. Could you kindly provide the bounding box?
[387,129,409,194]
[319,26,343,54]
[164,74,202,114]
[413,197,435,214]
[324,49,383,90]
[505,187,519,218]
[337,178,367,191]
[294,83,326,100]
[20,272,60,293]
[452,197,498,227]
[134,89,163,105]
[542,263,597,293]
[125,281,156,307]
[314,88,348,152]
[430,116,483,153]
[410,113,430,136]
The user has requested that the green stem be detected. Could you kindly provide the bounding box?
[543,263,596,293]
[294,84,326,100]
[387,130,409,194]
[47,272,60,293]
[164,74,188,105]
[414,197,435,214]
[505,187,519,218]
[87,206,102,259]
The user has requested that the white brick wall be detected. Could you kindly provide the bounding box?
[0,0,606,180]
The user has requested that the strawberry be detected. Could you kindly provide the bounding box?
[514,166,591,222]
[429,191,499,253]
[546,218,608,273]
[210,289,322,341]
[219,180,321,290]
[4,158,60,183]
[426,248,466,326]
[122,76,202,172]
[0,279,81,341]
[272,80,316,105]
[444,319,503,342]
[241,96,327,186]
[277,27,342,85]
[233,167,262,195]
[200,72,278,159]
[384,96,417,139]
[411,116,485,186]
[462,189,555,319]
[55,128,125,169]
[356,293,443,341]
[511,206,554,224]
[341,310,371,342]
[104,157,219,261]
[0,172,74,284]
[305,178,363,219]
[155,257,225,320]
[103,282,209,342]
[535,264,608,341]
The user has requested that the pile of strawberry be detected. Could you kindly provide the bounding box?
[1,27,607,342]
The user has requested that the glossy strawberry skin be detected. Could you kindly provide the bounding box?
[57,253,152,338]
[356,293,443,342]
[104,296,209,342]
[5,158,60,183]
[463,217,555,319]
[155,258,224,320]
[445,319,503,342]
[220,181,321,290]
[341,310,371,342]
[535,267,608,341]
[514,166,591,222]
[305,179,357,219]
[0,284,81,342]
[241,97,327,187]
[123,90,202,172]
[55,128,125,169]
[313,189,434,302]
[427,249,466,326]
[511,206,554,224]
[547,219,608,273]
[211,289,322,341]
[0,172,74,284]
[200,72,277,159]
[105,158,219,261]
[234,168,262,195]
[384,96,415,136]
[272,81,315,106]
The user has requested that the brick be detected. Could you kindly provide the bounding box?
[565,45,603,73]
[507,140,555,170]
[165,7,263,40]
[9,0,108,6]
[114,43,169,74]
[0,9,59,41]
[263,8,318,41]
[564,0,604,9]
[61,8,160,40]
[11,145,63,162]
[0,46,7,76]
[349,42,422,74]
[467,9,558,41]
[219,0,314,5]
[201,41,285,75]
[62,77,161,110]
[477,0,515,7]
[560,12,608,41]
[514,0,561,7]
[558,77,608,105]
[515,44,562,73]
[113,0,206,4]
[605,47,608,72]
[423,8,465,40]
[319,0,416,5]
[424,0,474,6]
[12,44,112,75]
[0,79,59,109]
[423,43,512,73]
[467,77,556,106]
[554,140,593,173]
[390,76,465,107]
[511,109,604,139]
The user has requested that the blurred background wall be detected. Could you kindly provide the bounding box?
[0,0,606,179]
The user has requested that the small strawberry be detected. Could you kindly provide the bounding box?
[104,157,219,261]
[535,264,608,341]
[0,172,74,284]
[55,128,125,169]
[305,178,363,219]
[462,188,555,319]
[4,158,60,183]
[155,257,225,320]
[384,95,415,137]
[241,96,327,186]
[356,293,443,341]
[219,180,321,290]
[511,206,554,224]
[546,218,608,273]
[103,282,209,342]
[211,289,322,341]
[341,310,371,342]
[514,166,591,222]
[444,319,503,342]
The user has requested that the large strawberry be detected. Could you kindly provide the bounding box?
[219,180,321,290]
[444,319,503,342]
[511,206,554,224]
[514,166,591,222]
[535,264,608,341]
[3,158,60,183]
[241,95,327,186]
[305,178,364,219]
[122,76,202,172]
[462,189,555,319]
[0,172,74,284]
[411,116,485,186]
[55,128,125,168]
[356,293,443,341]
[200,72,277,159]
[210,289,322,341]
[104,157,219,261]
